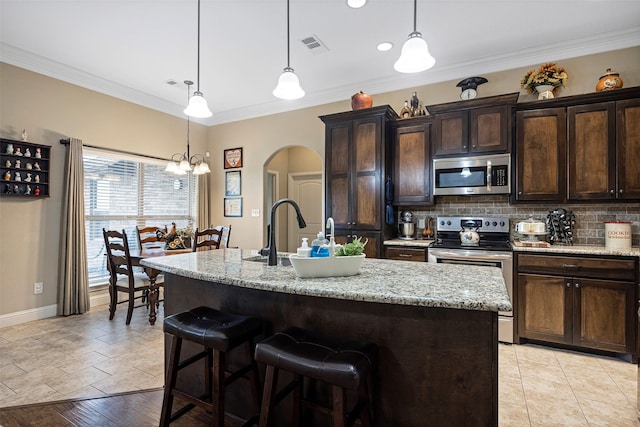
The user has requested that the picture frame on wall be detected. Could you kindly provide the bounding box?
[225,170,241,196]
[223,147,243,169]
[224,197,242,217]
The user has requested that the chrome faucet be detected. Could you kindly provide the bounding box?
[260,198,307,266]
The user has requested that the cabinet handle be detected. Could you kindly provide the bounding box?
[619,189,624,194]
[398,254,413,258]
[518,191,522,195]
[566,282,571,288]
[575,283,580,288]
[562,264,581,270]
[610,189,615,195]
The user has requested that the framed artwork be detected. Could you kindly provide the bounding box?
[223,147,243,169]
[224,197,242,217]
[225,170,241,196]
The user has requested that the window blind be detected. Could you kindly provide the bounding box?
[83,148,197,286]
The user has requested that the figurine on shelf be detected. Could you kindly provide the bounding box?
[14,147,22,156]
[34,148,41,159]
[34,162,41,171]
[25,185,32,195]
[34,186,40,196]
[24,148,31,157]
[25,162,32,170]
[5,144,14,155]
[399,100,412,118]
[34,174,40,183]
[4,171,11,181]
[14,185,22,195]
[15,159,21,169]
[14,172,21,182]
[5,160,11,168]
[25,173,32,182]
[4,184,12,194]
[21,129,28,142]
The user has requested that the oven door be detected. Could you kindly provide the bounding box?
[428,248,513,343]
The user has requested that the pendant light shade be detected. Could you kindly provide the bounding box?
[346,0,367,8]
[273,0,305,100]
[273,67,305,100]
[394,0,435,73]
[184,0,212,118]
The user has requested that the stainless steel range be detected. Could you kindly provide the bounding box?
[428,216,513,343]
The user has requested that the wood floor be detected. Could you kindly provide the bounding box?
[0,388,220,427]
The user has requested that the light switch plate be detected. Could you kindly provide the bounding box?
[251,209,260,217]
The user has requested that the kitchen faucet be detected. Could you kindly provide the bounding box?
[260,198,307,266]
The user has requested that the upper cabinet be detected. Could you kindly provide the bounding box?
[427,93,518,158]
[514,87,640,203]
[320,106,398,258]
[1,138,51,198]
[392,117,433,206]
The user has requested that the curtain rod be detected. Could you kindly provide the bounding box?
[59,138,170,162]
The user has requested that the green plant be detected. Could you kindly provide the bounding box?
[336,236,368,256]
[520,62,568,94]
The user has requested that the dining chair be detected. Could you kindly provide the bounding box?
[136,225,167,250]
[211,224,232,248]
[192,227,223,252]
[103,228,160,325]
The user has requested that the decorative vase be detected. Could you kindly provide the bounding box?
[596,68,623,92]
[535,85,555,100]
[351,91,373,110]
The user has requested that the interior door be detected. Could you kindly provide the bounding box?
[288,173,322,252]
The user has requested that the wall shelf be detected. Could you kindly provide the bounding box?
[1,138,51,198]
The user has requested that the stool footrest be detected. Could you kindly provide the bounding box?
[176,350,207,371]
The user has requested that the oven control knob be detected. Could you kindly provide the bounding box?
[492,221,497,226]
[446,220,451,226]
[485,221,490,226]
[500,221,505,227]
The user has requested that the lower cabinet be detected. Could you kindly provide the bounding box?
[384,246,427,262]
[516,252,638,359]
[333,230,381,259]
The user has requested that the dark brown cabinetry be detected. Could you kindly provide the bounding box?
[516,252,638,359]
[320,106,398,258]
[513,86,640,203]
[513,108,567,202]
[427,93,517,158]
[384,246,427,262]
[0,138,50,198]
[392,118,433,206]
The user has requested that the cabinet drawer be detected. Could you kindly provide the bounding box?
[517,253,637,281]
[385,247,427,262]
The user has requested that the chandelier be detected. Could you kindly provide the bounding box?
[165,80,211,175]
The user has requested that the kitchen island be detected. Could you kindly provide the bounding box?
[142,249,511,426]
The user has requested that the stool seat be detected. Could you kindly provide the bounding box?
[164,306,263,351]
[255,327,375,390]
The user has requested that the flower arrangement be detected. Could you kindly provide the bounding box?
[520,62,568,94]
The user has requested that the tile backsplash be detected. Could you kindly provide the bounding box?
[406,195,640,247]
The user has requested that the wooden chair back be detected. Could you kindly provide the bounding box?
[212,224,232,248]
[136,225,167,250]
[103,229,135,281]
[192,227,223,252]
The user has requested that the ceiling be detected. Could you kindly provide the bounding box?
[2,1,639,126]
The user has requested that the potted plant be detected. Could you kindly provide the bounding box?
[520,62,568,99]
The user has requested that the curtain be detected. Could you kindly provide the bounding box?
[57,138,90,315]
[197,172,211,230]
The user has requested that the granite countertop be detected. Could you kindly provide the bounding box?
[512,244,640,257]
[383,238,434,247]
[141,249,511,313]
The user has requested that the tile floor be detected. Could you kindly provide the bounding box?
[1,303,638,426]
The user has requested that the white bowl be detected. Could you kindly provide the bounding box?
[288,254,365,278]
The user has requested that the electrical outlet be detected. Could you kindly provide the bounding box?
[34,282,43,294]
[251,209,260,217]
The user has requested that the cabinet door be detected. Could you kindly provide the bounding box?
[352,118,382,230]
[568,102,616,200]
[334,230,381,259]
[385,246,427,262]
[514,108,567,202]
[393,123,432,205]
[470,105,510,154]
[573,278,635,354]
[517,273,572,344]
[617,98,640,200]
[325,123,352,229]
[433,111,468,156]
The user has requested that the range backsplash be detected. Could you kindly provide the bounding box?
[406,195,640,247]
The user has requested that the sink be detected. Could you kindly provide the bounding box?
[244,255,292,266]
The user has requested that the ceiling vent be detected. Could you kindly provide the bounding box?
[300,35,328,55]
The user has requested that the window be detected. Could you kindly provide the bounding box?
[84,148,198,286]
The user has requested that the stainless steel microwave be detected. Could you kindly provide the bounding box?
[433,153,511,196]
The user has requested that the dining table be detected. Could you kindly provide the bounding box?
[128,246,192,325]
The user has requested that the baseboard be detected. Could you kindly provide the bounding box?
[0,292,111,328]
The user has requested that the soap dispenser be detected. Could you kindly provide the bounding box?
[311,232,329,258]
[297,238,311,257]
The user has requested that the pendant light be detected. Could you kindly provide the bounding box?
[394,0,435,73]
[273,0,305,100]
[184,0,212,118]
[166,81,211,175]
[346,0,367,8]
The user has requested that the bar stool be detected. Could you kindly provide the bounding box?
[254,327,376,427]
[160,306,263,427]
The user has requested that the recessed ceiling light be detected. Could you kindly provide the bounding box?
[346,0,367,8]
[377,42,393,52]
